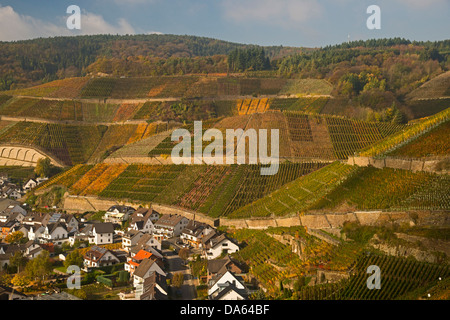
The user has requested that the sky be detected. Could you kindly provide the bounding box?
[0,0,449,47]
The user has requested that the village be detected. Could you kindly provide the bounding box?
[0,187,252,301]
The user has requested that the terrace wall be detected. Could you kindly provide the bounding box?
[0,145,63,167]
[347,156,448,174]
[62,196,446,232]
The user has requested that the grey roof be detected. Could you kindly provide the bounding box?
[207,258,230,275]
[201,230,217,245]
[133,258,155,278]
[124,229,142,239]
[46,222,67,234]
[0,199,20,212]
[107,205,135,213]
[155,214,186,228]
[93,222,114,234]
[48,213,62,224]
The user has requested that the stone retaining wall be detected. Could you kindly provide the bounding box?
[63,195,446,231]
[347,156,448,174]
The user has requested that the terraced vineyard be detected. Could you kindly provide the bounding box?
[98,164,186,202]
[228,162,358,218]
[0,122,106,165]
[359,107,450,157]
[70,163,128,196]
[279,79,333,96]
[35,164,94,191]
[338,254,449,300]
[231,228,310,294]
[311,166,450,211]
[270,97,329,113]
[386,119,450,158]
[5,78,89,98]
[146,112,402,161]
[324,116,406,159]
[177,162,327,217]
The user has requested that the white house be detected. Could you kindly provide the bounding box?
[22,240,43,259]
[130,234,162,255]
[180,221,214,248]
[104,205,135,224]
[83,246,120,270]
[69,222,114,246]
[133,258,166,289]
[208,271,247,300]
[23,179,37,191]
[122,230,144,251]
[128,209,155,234]
[213,284,248,300]
[28,225,45,241]
[91,223,114,245]
[0,201,27,223]
[40,223,69,245]
[203,234,240,260]
[154,215,189,239]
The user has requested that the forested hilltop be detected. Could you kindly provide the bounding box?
[2,34,449,90]
[0,34,306,89]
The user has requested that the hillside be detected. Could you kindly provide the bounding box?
[407,71,450,100]
[386,119,450,158]
[0,34,307,89]
[142,111,406,162]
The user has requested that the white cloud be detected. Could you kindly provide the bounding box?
[0,5,136,41]
[80,12,135,35]
[221,0,322,27]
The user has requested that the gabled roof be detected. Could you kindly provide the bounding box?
[213,282,247,300]
[201,229,217,246]
[155,214,186,228]
[107,205,135,213]
[84,245,115,262]
[140,272,167,300]
[46,222,67,235]
[210,271,246,293]
[93,222,114,234]
[207,234,237,250]
[182,221,209,237]
[0,199,20,212]
[133,258,156,278]
[207,258,231,275]
[124,229,142,239]
[131,221,145,230]
[133,249,152,261]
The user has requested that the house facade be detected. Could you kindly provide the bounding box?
[203,234,240,260]
[154,215,189,239]
[104,206,135,224]
[180,221,214,248]
[208,271,247,300]
[83,246,120,270]
[122,230,144,251]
